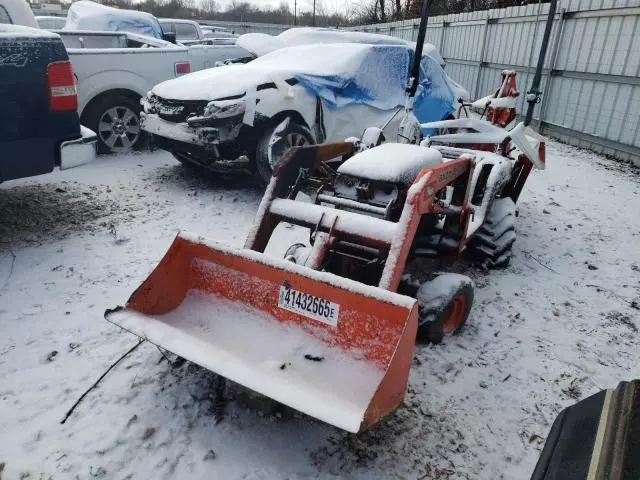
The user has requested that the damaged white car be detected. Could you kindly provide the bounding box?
[141,41,463,183]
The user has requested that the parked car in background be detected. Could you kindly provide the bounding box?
[0,23,96,183]
[0,0,36,27]
[200,24,233,34]
[236,28,468,99]
[141,41,461,183]
[159,18,204,43]
[200,25,238,42]
[51,1,250,153]
[236,28,411,57]
[200,31,237,45]
[160,18,237,45]
[35,15,66,30]
[58,30,247,153]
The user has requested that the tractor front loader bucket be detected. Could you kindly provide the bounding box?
[106,233,418,433]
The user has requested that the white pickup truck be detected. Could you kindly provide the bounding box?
[2,0,250,153]
[57,30,248,152]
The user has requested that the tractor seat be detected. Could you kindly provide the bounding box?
[337,143,443,186]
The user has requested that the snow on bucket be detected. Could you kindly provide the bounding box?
[106,232,418,433]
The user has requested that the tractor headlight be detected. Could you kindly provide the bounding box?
[204,101,245,119]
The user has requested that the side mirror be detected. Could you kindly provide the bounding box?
[163,32,177,44]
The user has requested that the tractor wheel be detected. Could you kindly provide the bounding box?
[416,273,474,344]
[467,197,517,268]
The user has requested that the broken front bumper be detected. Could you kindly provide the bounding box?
[140,112,241,148]
[60,126,97,170]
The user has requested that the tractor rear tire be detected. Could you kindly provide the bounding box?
[468,197,516,268]
[416,273,474,344]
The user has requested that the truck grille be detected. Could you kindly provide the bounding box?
[149,96,209,124]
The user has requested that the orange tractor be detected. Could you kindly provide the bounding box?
[106,0,556,434]
[106,107,545,432]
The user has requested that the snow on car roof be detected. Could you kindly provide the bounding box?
[277,27,409,47]
[64,1,164,39]
[236,32,284,57]
[237,27,410,58]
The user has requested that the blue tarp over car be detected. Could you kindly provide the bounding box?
[251,43,456,123]
[65,1,164,39]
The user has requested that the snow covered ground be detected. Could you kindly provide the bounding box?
[0,142,639,480]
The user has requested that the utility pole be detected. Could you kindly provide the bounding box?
[313,0,316,26]
[294,0,297,25]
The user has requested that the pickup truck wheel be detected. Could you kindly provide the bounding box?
[255,119,313,184]
[86,95,147,154]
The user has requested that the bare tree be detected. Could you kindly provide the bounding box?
[314,0,331,25]
[394,0,402,18]
[94,0,350,28]
[200,0,218,15]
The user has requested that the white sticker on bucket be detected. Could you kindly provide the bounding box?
[278,285,340,327]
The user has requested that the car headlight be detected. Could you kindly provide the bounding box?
[204,101,245,119]
[142,93,157,114]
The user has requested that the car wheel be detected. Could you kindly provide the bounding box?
[85,95,147,154]
[255,118,314,184]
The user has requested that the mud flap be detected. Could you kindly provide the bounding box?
[106,232,418,433]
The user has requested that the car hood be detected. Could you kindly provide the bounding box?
[151,63,291,101]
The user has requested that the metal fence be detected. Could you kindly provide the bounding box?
[350,0,640,164]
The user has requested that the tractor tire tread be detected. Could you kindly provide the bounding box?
[467,197,516,269]
[477,215,515,238]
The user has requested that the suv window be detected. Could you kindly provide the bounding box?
[174,22,198,40]
[0,6,12,24]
